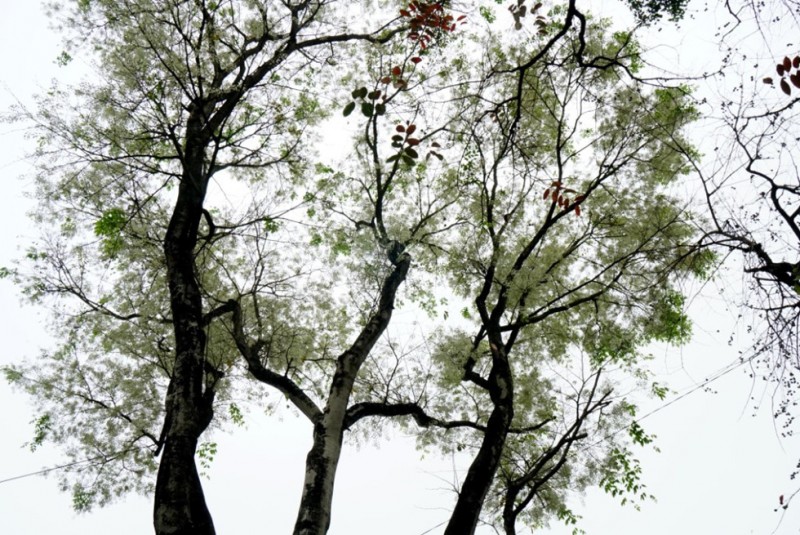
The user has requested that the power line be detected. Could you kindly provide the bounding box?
[0,448,139,486]
[0,351,762,487]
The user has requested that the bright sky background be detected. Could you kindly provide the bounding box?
[2,1,800,534]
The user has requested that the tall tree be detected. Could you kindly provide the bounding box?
[4,1,406,533]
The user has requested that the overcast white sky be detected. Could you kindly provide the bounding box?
[2,1,800,534]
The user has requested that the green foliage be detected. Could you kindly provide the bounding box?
[93,208,127,259]
[228,403,245,426]
[479,6,496,24]
[623,0,688,24]
[27,413,52,452]
[197,442,218,478]
[600,447,654,508]
[648,290,692,344]
[71,483,95,513]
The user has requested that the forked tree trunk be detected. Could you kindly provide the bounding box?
[292,254,410,535]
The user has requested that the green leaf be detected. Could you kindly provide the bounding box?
[361,103,374,117]
[343,101,356,117]
[375,103,386,116]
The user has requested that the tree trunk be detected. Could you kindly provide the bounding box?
[444,348,514,535]
[292,398,347,535]
[292,253,410,535]
[154,119,216,535]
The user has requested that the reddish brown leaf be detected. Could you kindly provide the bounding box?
[778,64,786,76]
[781,78,792,95]
[400,9,410,16]
[784,56,792,71]
[551,190,558,202]
[792,74,800,89]
[407,138,420,146]
[457,15,467,21]
[543,189,551,200]
[406,124,417,135]
[795,56,800,69]
[763,77,774,85]
[431,141,441,148]
[380,76,392,84]
[575,205,581,216]
[411,57,422,64]
[396,125,406,133]
[392,66,402,76]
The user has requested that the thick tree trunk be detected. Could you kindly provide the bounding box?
[444,349,514,535]
[292,253,410,535]
[154,121,216,535]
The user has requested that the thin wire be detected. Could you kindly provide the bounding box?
[0,351,760,487]
[0,448,139,486]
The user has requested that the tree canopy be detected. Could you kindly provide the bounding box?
[2,1,745,534]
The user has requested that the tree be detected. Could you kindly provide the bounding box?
[388,9,707,533]
[3,1,708,534]
[675,0,800,511]
[4,1,409,533]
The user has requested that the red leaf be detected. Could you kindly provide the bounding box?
[400,9,410,16]
[457,15,467,21]
[411,57,422,64]
[543,189,551,200]
[763,77,774,85]
[575,205,581,216]
[396,125,406,133]
[406,124,417,135]
[781,78,791,95]
[392,66,402,76]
